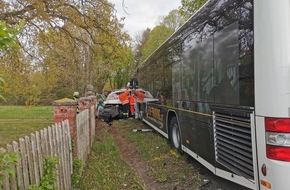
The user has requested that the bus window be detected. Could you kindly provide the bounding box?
[181,36,214,103]
[172,61,181,106]
[210,22,239,105]
[238,2,254,107]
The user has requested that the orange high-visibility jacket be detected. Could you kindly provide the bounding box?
[118,90,130,105]
[135,91,145,101]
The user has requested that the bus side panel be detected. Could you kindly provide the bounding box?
[179,111,197,152]
[144,102,168,136]
[178,108,236,175]
[178,110,216,167]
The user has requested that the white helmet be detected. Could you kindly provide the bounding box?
[73,91,80,98]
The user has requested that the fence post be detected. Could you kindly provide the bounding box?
[78,96,97,148]
[88,96,97,148]
[0,148,9,190]
[53,98,78,156]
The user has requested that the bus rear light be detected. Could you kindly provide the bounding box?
[266,145,290,161]
[266,132,290,146]
[265,118,290,132]
[265,117,290,161]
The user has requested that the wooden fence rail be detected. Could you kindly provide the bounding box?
[0,105,95,190]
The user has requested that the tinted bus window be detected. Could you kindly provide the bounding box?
[172,61,181,105]
[154,58,162,97]
[210,22,239,105]
[238,1,254,106]
[138,0,253,108]
[181,36,214,102]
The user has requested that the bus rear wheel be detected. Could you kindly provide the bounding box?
[170,117,182,153]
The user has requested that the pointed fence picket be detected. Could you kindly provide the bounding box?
[0,105,95,190]
[0,120,71,190]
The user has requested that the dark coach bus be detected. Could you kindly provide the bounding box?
[136,0,290,189]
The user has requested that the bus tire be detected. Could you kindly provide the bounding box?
[170,117,182,153]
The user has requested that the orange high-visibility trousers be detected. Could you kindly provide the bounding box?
[129,95,135,115]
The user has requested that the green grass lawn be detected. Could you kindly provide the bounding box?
[0,106,54,148]
[0,106,54,119]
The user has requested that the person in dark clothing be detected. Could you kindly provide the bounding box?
[118,88,130,118]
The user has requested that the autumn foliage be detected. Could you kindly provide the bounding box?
[0,0,206,105]
[0,0,135,105]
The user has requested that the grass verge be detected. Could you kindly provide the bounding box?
[81,119,202,189]
[79,127,145,190]
[0,106,54,148]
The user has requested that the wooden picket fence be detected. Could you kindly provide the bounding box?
[77,109,89,162]
[90,106,96,148]
[76,107,95,162]
[0,105,96,190]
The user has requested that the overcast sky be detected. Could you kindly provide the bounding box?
[108,0,181,38]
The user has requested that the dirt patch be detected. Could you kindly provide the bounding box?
[107,123,159,190]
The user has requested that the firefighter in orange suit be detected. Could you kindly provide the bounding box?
[118,89,130,118]
[135,90,145,102]
[133,90,146,119]
[129,92,135,117]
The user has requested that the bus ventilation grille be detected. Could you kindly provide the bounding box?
[213,109,254,181]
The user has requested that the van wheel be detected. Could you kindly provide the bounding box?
[170,117,182,152]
